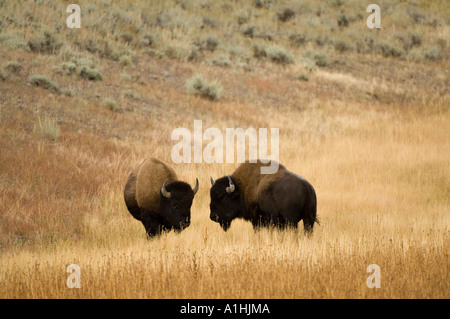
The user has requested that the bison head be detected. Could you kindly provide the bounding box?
[160,178,199,231]
[209,176,244,231]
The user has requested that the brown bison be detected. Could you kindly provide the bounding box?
[124,157,199,237]
[209,160,318,234]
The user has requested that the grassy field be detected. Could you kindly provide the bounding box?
[0,0,449,298]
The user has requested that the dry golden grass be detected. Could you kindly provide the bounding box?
[0,0,449,299]
[0,94,448,298]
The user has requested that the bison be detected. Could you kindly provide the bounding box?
[209,160,318,234]
[124,157,199,237]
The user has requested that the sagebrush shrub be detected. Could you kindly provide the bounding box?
[101,97,119,111]
[28,75,60,93]
[79,67,103,81]
[5,61,22,74]
[303,49,328,67]
[28,30,62,54]
[265,45,295,65]
[421,45,442,61]
[277,8,295,22]
[186,74,223,101]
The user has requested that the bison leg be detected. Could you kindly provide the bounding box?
[140,209,163,238]
[251,217,264,230]
[303,217,315,236]
[281,219,298,230]
[251,206,272,230]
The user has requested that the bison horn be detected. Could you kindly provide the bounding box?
[210,176,215,186]
[161,179,171,199]
[192,178,199,195]
[226,176,235,194]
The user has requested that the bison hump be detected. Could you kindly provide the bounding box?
[232,160,287,206]
[135,158,178,213]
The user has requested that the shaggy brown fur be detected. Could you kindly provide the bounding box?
[231,161,288,214]
[124,158,178,217]
[135,158,178,213]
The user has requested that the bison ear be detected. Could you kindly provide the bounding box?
[226,176,235,194]
[192,178,199,195]
[161,179,171,199]
[210,176,215,186]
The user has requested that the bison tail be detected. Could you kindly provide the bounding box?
[314,217,320,226]
[303,185,318,234]
[310,186,319,226]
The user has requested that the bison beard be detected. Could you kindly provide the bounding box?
[209,160,318,234]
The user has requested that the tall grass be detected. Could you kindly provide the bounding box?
[34,116,60,142]
[0,99,448,298]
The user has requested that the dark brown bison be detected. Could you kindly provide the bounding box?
[209,160,318,234]
[124,157,199,237]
